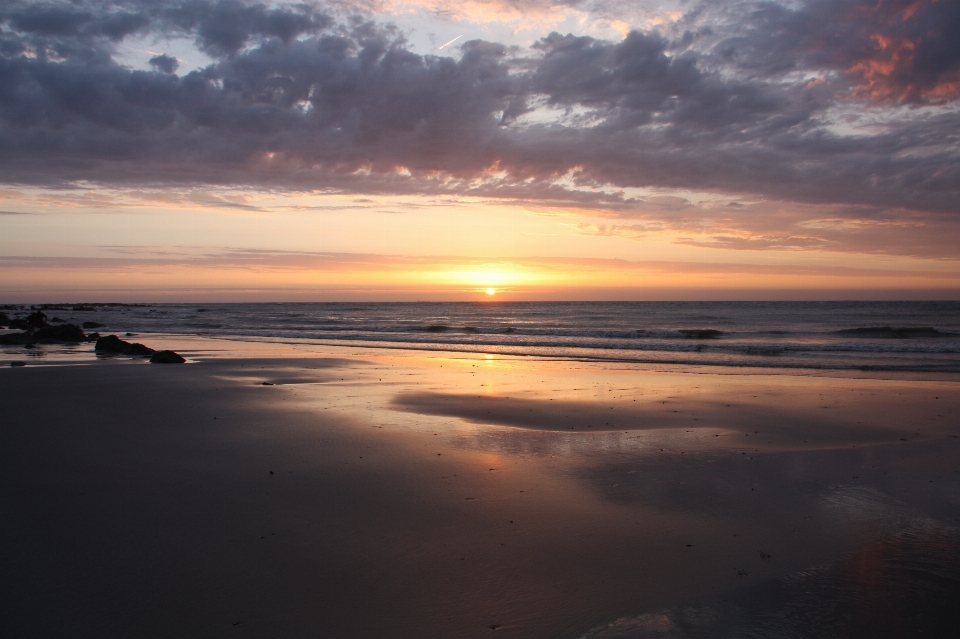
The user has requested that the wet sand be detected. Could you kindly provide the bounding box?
[2,337,959,638]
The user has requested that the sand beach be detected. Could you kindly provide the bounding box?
[2,335,958,638]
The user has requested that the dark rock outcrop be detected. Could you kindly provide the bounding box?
[95,335,154,357]
[1,323,86,344]
[150,350,185,364]
[10,361,26,367]
[0,312,9,326]
[82,321,105,329]
[34,323,86,342]
[8,318,29,330]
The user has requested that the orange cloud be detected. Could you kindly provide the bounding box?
[845,1,960,102]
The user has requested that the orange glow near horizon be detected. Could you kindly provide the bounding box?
[2,186,959,302]
[2,252,959,302]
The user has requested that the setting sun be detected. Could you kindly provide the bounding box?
[485,288,496,295]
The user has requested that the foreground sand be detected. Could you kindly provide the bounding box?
[2,336,959,638]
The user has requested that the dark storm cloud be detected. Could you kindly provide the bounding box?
[0,0,958,218]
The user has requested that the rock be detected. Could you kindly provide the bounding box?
[82,321,105,329]
[94,334,130,352]
[10,361,26,367]
[51,317,65,323]
[95,335,155,357]
[150,350,185,364]
[72,305,96,311]
[0,312,9,326]
[8,318,29,330]
[34,323,86,342]
[86,332,101,341]
[126,342,156,357]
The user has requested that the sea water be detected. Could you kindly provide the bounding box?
[3,301,959,373]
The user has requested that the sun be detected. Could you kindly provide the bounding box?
[485,288,496,296]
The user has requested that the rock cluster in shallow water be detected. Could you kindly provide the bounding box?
[1,312,184,364]
[0,321,87,345]
[95,336,185,364]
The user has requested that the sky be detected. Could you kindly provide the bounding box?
[1,0,959,301]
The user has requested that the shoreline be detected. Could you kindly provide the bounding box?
[5,330,960,383]
[5,299,959,377]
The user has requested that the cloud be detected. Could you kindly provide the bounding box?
[5,2,150,40]
[164,0,333,56]
[1,0,333,52]
[149,53,179,73]
[689,0,960,104]
[0,0,956,232]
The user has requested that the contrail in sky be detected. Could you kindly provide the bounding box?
[437,35,462,50]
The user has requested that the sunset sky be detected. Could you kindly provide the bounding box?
[1,0,959,301]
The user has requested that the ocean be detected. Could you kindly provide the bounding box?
[6,300,960,374]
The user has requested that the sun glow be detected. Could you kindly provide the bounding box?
[434,266,543,292]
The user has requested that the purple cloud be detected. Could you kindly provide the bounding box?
[0,0,956,221]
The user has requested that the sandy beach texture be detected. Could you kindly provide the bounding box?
[2,337,959,638]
